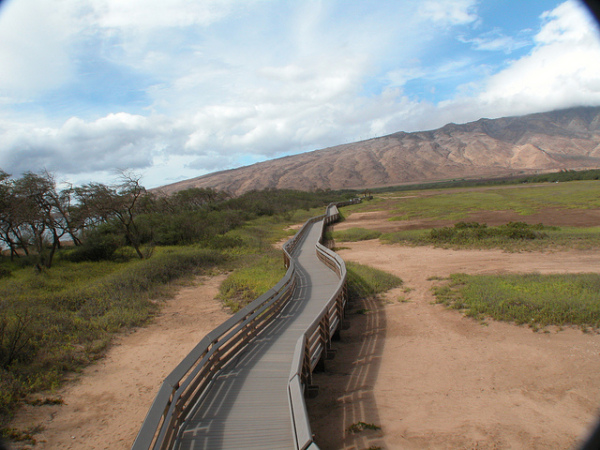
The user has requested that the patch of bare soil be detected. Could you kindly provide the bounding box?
[306,239,600,449]
[9,274,229,450]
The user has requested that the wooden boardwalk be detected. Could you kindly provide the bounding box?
[173,219,340,449]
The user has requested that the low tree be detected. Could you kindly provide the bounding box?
[0,171,20,259]
[74,173,149,259]
[10,171,69,269]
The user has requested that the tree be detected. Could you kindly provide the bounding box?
[0,170,21,260]
[45,179,82,247]
[11,171,63,270]
[74,173,149,259]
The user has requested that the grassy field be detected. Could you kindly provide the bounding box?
[379,224,600,251]
[345,261,403,301]
[384,181,600,221]
[433,273,600,330]
[218,248,287,312]
[332,181,600,252]
[0,247,227,421]
[329,227,383,242]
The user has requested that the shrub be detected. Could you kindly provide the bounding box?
[332,228,382,242]
[63,226,123,262]
[346,262,402,301]
[433,272,600,328]
[218,249,286,312]
[428,222,552,245]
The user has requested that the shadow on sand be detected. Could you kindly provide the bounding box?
[306,293,387,450]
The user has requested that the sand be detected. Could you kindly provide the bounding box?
[306,242,600,449]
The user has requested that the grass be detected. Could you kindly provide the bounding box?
[347,421,382,433]
[217,209,329,312]
[0,246,226,425]
[346,262,403,301]
[432,273,600,330]
[223,205,328,251]
[381,223,600,251]
[384,181,600,222]
[331,228,382,242]
[218,248,286,312]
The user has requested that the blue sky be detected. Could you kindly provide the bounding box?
[1,0,600,188]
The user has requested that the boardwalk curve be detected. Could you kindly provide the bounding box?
[133,200,359,450]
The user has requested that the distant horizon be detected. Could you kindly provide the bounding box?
[1,0,600,188]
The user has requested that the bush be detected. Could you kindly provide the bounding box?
[63,226,123,262]
[346,262,403,301]
[429,222,552,245]
[433,272,600,329]
[0,246,226,425]
[332,228,382,242]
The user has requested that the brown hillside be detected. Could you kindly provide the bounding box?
[159,106,600,195]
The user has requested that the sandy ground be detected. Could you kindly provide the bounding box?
[306,241,600,450]
[9,209,600,449]
[10,275,230,450]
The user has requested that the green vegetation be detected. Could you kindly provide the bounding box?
[381,223,600,251]
[346,262,403,301]
[0,247,225,421]
[347,421,382,433]
[433,273,600,330]
[385,181,600,222]
[331,227,382,242]
[218,249,286,312]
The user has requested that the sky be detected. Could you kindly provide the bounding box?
[1,0,600,189]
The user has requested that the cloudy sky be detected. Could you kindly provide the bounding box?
[1,0,600,188]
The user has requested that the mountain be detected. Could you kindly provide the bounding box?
[158,106,600,195]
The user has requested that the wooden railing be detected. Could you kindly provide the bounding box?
[287,202,356,450]
[132,199,360,450]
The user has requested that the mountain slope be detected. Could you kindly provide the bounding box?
[159,106,600,195]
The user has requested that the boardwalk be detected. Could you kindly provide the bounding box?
[173,219,340,449]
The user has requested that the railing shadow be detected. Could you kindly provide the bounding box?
[306,293,387,450]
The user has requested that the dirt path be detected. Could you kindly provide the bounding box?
[10,274,230,450]
[307,241,600,449]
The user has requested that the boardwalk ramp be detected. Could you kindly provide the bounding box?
[133,200,359,450]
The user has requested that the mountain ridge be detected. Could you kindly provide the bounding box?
[158,106,600,195]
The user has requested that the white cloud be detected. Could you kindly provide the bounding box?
[474,0,600,115]
[0,113,189,182]
[460,29,531,53]
[94,0,236,31]
[537,0,596,44]
[420,0,479,26]
[0,0,85,98]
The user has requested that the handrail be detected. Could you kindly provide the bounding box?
[287,198,359,450]
[133,197,361,450]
